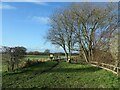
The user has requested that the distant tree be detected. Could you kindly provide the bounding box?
[27,51,34,55]
[28,51,41,55]
[44,49,50,54]
[34,51,40,55]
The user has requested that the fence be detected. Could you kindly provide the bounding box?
[90,61,120,75]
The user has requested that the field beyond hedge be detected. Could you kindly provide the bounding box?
[2,60,119,88]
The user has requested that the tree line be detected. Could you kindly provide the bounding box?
[27,50,78,56]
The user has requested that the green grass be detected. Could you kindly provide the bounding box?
[24,55,49,60]
[2,61,119,88]
[24,55,66,60]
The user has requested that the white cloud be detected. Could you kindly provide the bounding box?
[32,16,50,24]
[1,0,45,2]
[32,2,48,5]
[0,4,16,10]
[2,0,48,2]
[1,1,48,6]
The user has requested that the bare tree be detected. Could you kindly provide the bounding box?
[47,9,76,62]
[46,2,118,63]
[71,2,118,63]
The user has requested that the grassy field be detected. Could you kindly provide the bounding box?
[24,55,66,60]
[2,60,119,88]
[24,55,50,60]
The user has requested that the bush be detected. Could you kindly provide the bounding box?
[93,49,115,65]
[23,59,42,68]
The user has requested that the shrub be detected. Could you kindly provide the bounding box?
[23,59,42,68]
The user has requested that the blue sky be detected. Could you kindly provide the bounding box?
[1,2,70,52]
[1,1,118,52]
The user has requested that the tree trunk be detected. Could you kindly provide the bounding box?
[68,48,72,63]
[114,59,118,72]
[83,50,89,63]
[91,50,94,62]
[63,47,68,62]
[81,44,89,63]
[11,64,14,71]
[65,52,68,62]
[88,49,93,63]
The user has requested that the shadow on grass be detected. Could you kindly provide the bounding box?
[3,61,59,76]
[48,66,102,73]
[3,62,46,76]
[3,61,102,76]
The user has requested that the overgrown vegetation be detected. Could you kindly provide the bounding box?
[2,46,26,71]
